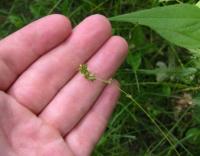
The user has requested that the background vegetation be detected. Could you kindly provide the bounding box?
[1,0,200,155]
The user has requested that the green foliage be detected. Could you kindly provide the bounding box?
[110,4,200,49]
[8,15,24,28]
[162,84,171,97]
[127,52,142,72]
[139,66,197,83]
[186,128,200,145]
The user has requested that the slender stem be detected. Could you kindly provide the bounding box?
[117,87,180,156]
[96,77,113,84]
[134,71,140,93]
[79,64,180,155]
[48,0,63,14]
[149,107,192,155]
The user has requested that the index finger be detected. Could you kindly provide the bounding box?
[0,14,72,90]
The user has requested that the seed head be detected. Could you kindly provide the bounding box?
[79,64,96,81]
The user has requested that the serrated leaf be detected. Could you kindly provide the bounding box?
[110,4,200,49]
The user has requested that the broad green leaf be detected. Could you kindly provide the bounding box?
[110,4,200,49]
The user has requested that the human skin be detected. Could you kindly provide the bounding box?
[0,14,128,156]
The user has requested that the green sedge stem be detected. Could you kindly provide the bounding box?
[79,64,180,155]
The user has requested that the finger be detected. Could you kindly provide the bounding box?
[0,91,75,156]
[39,36,128,135]
[0,14,72,90]
[66,81,120,156]
[8,14,112,114]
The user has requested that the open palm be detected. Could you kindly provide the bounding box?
[0,14,128,156]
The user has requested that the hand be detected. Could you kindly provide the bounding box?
[0,14,128,156]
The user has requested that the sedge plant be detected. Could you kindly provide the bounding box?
[79,63,181,156]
